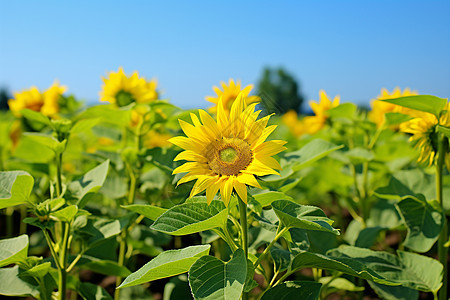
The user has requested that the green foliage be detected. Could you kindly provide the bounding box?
[0,171,34,209]
[188,249,247,300]
[381,95,447,118]
[119,245,211,288]
[261,281,322,300]
[0,235,29,267]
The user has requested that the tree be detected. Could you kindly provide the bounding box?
[0,87,11,111]
[257,67,304,114]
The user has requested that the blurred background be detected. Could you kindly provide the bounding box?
[1,0,449,112]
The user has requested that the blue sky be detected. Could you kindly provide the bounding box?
[1,1,449,110]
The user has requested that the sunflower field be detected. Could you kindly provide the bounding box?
[0,68,449,300]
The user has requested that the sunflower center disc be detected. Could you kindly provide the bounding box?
[206,137,253,176]
[219,147,237,163]
[116,90,135,107]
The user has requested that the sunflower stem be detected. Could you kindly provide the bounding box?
[238,195,249,300]
[436,132,447,300]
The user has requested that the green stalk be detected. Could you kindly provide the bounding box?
[5,206,14,237]
[238,195,249,300]
[436,133,447,300]
[58,223,70,300]
[253,225,289,269]
[55,152,63,198]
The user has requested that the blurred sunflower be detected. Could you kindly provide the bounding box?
[206,79,260,113]
[305,90,340,134]
[282,110,306,137]
[8,81,66,117]
[369,87,418,127]
[171,93,286,206]
[400,104,450,169]
[144,130,172,148]
[100,67,158,107]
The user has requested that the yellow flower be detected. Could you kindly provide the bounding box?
[206,79,260,113]
[170,93,286,206]
[144,130,172,148]
[100,67,158,106]
[369,87,418,127]
[282,110,306,137]
[8,81,66,117]
[306,90,340,134]
[400,103,450,169]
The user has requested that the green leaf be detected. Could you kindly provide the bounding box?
[0,171,34,209]
[0,265,39,297]
[289,250,396,286]
[79,282,113,300]
[384,112,413,126]
[50,205,79,223]
[150,201,228,236]
[71,118,100,134]
[328,246,443,292]
[20,109,51,126]
[345,220,385,248]
[23,132,66,153]
[13,136,55,163]
[68,160,110,202]
[345,148,374,164]
[22,262,52,279]
[437,125,450,139]
[261,281,322,300]
[188,248,247,300]
[396,196,443,252]
[77,105,131,126]
[397,250,443,293]
[326,103,357,119]
[79,258,131,277]
[319,277,364,293]
[284,139,344,172]
[271,200,339,235]
[368,281,418,300]
[122,204,167,221]
[381,95,447,118]
[0,235,29,268]
[119,245,210,288]
[252,191,293,207]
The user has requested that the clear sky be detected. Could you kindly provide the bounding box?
[1,1,449,110]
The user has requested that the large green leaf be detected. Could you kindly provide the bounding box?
[368,281,418,300]
[271,200,339,235]
[188,248,247,300]
[328,246,443,292]
[0,171,34,209]
[384,112,413,126]
[79,282,113,300]
[20,109,51,126]
[23,133,66,154]
[76,104,131,126]
[284,139,344,172]
[119,245,210,288]
[251,191,293,207]
[0,266,39,297]
[326,103,357,119]
[0,235,29,268]
[261,281,322,300]
[396,196,443,252]
[71,118,100,134]
[68,160,110,203]
[50,205,79,223]
[381,95,448,118]
[289,250,396,286]
[150,201,228,236]
[122,204,167,221]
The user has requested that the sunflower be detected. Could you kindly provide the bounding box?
[8,81,66,117]
[170,92,286,206]
[282,110,307,137]
[400,103,450,169]
[205,79,260,113]
[100,67,158,107]
[305,90,340,134]
[369,87,418,127]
